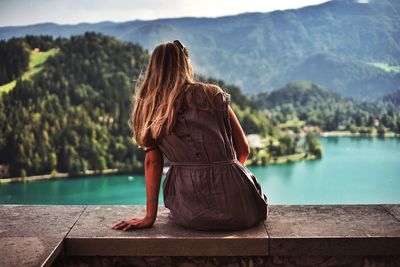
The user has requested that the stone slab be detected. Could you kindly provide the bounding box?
[65,205,269,256]
[2,204,400,265]
[265,205,400,256]
[0,205,86,267]
[382,204,400,222]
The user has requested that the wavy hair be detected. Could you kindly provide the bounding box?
[131,40,225,149]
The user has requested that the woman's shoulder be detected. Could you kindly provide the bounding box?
[185,82,230,108]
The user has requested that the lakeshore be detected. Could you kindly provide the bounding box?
[1,133,398,184]
[0,168,137,184]
[318,131,399,137]
[0,153,317,183]
[266,152,317,165]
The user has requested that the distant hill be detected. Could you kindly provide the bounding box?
[1,0,399,100]
[253,81,343,109]
[254,81,400,132]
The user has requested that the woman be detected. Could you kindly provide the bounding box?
[112,40,268,231]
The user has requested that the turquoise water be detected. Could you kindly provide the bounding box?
[1,137,399,205]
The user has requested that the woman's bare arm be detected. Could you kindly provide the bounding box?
[228,105,250,164]
[112,147,164,230]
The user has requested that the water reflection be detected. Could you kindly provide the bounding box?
[251,137,400,204]
[325,136,339,144]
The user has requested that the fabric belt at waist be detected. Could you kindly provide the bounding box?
[169,159,239,166]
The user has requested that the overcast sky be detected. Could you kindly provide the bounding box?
[0,0,331,27]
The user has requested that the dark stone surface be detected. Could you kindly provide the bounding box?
[0,205,86,267]
[265,205,400,256]
[56,255,400,267]
[65,205,269,256]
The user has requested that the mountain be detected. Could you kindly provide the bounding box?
[0,0,399,99]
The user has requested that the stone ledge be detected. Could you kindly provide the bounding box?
[1,204,400,267]
[65,205,268,256]
[267,205,400,256]
[0,205,86,267]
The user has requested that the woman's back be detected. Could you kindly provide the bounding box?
[112,41,268,232]
[154,84,268,231]
[154,84,235,163]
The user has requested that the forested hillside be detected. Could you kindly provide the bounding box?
[254,82,400,133]
[0,39,30,85]
[0,33,150,177]
[0,33,276,178]
[1,0,399,99]
[382,90,400,106]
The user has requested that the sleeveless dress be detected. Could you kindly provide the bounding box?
[148,89,268,231]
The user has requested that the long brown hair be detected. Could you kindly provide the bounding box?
[131,40,225,148]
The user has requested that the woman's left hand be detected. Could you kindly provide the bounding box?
[112,216,155,231]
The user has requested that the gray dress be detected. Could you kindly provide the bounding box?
[152,90,268,231]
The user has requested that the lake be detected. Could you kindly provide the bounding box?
[1,137,399,205]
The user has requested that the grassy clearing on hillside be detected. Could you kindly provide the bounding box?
[0,48,59,95]
[367,62,400,73]
[268,152,314,164]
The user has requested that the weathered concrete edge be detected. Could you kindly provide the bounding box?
[263,221,271,256]
[41,206,87,267]
[265,204,400,256]
[41,239,64,267]
[381,204,400,222]
[64,205,269,257]
[64,204,400,257]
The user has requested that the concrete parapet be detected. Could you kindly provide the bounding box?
[1,204,399,267]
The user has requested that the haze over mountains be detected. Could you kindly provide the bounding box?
[1,0,399,100]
